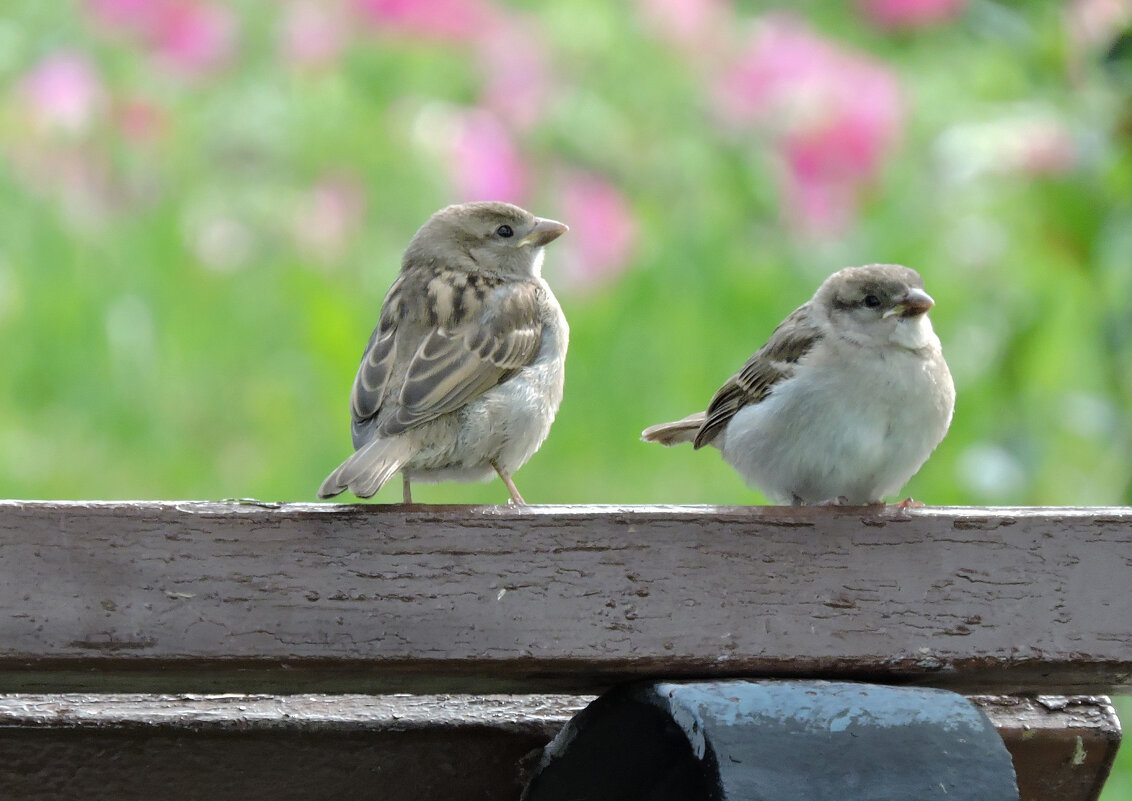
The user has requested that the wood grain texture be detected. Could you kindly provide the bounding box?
[0,693,1117,801]
[0,501,1129,693]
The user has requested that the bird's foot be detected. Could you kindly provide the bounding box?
[892,497,924,508]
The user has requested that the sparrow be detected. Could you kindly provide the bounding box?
[642,264,955,505]
[318,201,569,504]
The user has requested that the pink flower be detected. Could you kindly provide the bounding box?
[16,52,105,135]
[116,97,169,143]
[1066,0,1132,78]
[84,0,159,34]
[713,17,846,128]
[553,171,638,290]
[712,16,904,234]
[779,151,860,234]
[353,0,496,42]
[148,1,238,74]
[857,0,970,29]
[784,65,903,183]
[446,110,528,203]
[474,15,557,132]
[83,0,238,76]
[634,0,730,53]
[1014,119,1077,175]
[293,173,367,265]
[280,1,350,70]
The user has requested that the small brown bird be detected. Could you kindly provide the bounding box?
[319,201,569,504]
[642,264,955,505]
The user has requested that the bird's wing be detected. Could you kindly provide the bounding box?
[349,273,407,432]
[694,304,824,449]
[355,271,544,439]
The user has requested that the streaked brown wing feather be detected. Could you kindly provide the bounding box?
[378,278,543,437]
[693,304,823,449]
[349,275,407,426]
[350,327,396,422]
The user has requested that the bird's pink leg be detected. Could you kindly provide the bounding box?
[491,461,526,505]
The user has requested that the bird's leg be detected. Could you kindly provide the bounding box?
[893,497,924,508]
[401,474,413,505]
[491,461,526,505]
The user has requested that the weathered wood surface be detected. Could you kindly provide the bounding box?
[0,501,1129,693]
[0,693,1117,801]
[974,696,1123,801]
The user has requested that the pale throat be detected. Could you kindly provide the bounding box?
[890,314,936,351]
[530,248,545,278]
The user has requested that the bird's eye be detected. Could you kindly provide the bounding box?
[495,224,514,238]
[864,294,881,308]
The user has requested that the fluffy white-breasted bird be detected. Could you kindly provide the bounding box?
[642,264,955,505]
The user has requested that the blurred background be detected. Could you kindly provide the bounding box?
[0,0,1129,792]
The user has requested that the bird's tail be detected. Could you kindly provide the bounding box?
[318,437,413,499]
[640,412,706,446]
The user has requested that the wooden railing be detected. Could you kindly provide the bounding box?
[0,501,1126,799]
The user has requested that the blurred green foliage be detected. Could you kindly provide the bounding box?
[1,0,1129,507]
[0,1,1128,794]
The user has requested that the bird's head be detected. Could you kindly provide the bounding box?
[815,264,937,350]
[404,201,568,278]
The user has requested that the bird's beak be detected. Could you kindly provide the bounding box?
[519,218,569,248]
[885,287,935,318]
